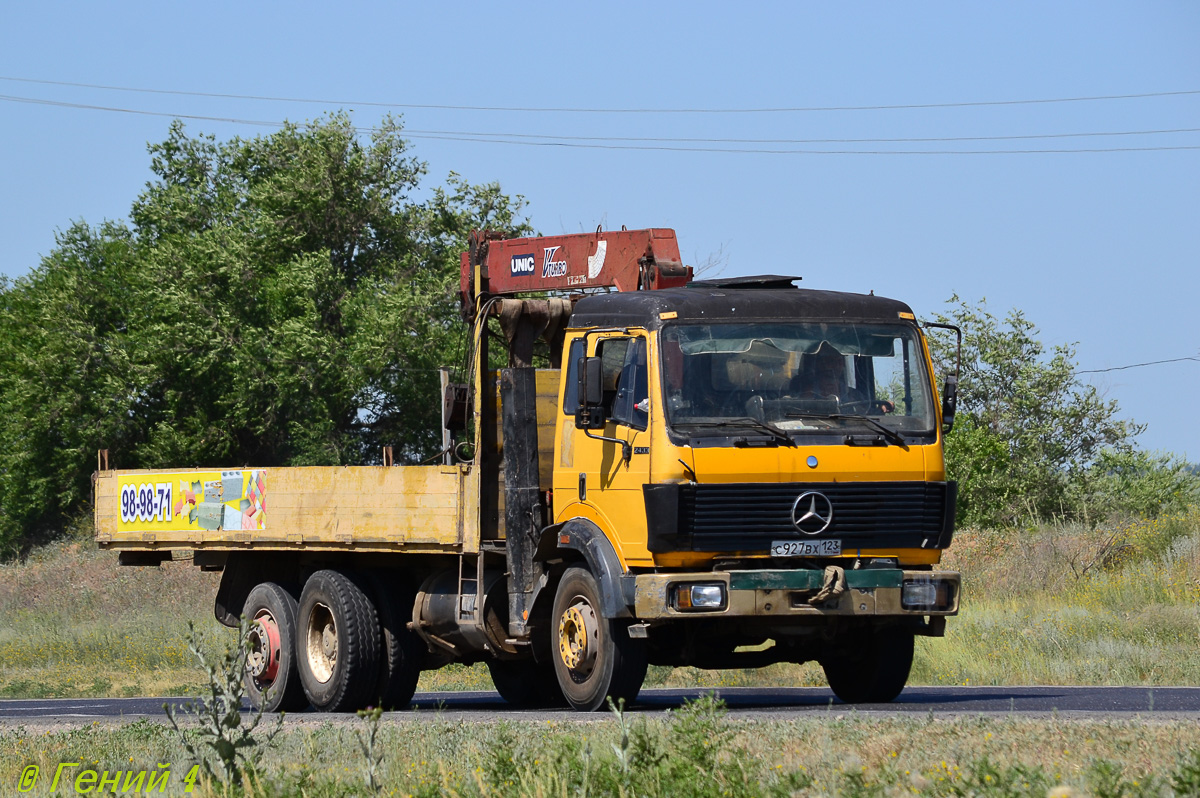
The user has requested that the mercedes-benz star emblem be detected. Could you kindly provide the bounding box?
[791,491,833,535]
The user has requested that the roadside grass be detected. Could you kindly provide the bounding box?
[915,506,1200,687]
[0,508,1197,699]
[0,540,221,699]
[4,704,1200,796]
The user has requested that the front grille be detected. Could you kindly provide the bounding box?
[651,481,954,552]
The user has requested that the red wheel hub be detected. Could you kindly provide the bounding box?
[248,612,282,683]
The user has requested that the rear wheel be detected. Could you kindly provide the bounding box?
[551,567,647,712]
[822,628,914,704]
[297,570,381,712]
[366,574,422,710]
[242,583,308,712]
[487,659,567,708]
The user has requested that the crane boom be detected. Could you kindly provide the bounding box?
[460,228,692,310]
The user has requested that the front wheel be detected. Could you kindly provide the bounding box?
[821,628,914,704]
[551,566,647,712]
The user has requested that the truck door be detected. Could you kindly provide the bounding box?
[561,333,651,559]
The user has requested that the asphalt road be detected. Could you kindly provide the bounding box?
[2,686,1199,724]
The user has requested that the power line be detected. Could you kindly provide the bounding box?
[3,94,1200,156]
[12,93,1200,146]
[404,132,1200,155]
[1079,356,1200,374]
[2,74,1198,114]
[406,126,1200,146]
[0,94,285,128]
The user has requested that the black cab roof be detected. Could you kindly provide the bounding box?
[568,277,915,331]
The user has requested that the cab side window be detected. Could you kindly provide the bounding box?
[609,338,648,430]
[562,336,647,429]
[595,338,630,418]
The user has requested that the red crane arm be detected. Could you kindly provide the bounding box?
[460,228,691,308]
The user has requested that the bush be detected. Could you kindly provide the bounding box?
[1072,449,1200,522]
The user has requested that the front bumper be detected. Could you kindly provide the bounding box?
[632,568,960,619]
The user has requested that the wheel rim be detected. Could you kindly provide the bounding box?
[306,602,337,684]
[247,610,282,684]
[558,599,599,680]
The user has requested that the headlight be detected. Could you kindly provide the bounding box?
[673,583,726,611]
[902,579,953,611]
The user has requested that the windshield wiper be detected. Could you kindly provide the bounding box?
[681,418,797,447]
[785,412,907,447]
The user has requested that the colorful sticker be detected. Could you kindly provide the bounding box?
[116,469,266,532]
[541,246,568,277]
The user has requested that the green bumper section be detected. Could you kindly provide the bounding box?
[728,569,904,591]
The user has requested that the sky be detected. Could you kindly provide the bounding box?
[1,2,1197,458]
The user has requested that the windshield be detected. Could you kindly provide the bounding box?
[660,322,936,439]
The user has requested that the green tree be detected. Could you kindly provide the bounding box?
[0,223,145,551]
[0,114,530,556]
[928,297,1144,527]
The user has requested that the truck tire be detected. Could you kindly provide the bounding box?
[297,570,381,712]
[487,659,567,708]
[822,628,914,704]
[242,583,308,712]
[551,566,647,712]
[365,574,422,710]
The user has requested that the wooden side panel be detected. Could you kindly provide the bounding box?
[95,465,467,552]
[272,466,462,544]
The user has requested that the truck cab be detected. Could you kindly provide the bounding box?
[541,277,960,708]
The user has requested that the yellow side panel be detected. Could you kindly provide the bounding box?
[95,465,466,550]
[492,368,562,492]
[535,370,561,489]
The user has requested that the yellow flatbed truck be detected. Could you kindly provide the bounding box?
[95,228,961,712]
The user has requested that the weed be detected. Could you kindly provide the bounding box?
[163,618,281,788]
[839,764,886,798]
[608,696,666,775]
[483,721,523,796]
[608,697,634,776]
[1088,758,1137,798]
[1172,747,1200,797]
[355,706,385,795]
[950,755,1049,797]
[669,690,731,773]
[0,540,218,699]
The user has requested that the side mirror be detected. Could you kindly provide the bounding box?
[922,321,962,436]
[575,356,606,429]
[941,375,958,434]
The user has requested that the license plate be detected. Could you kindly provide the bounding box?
[770,539,842,557]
